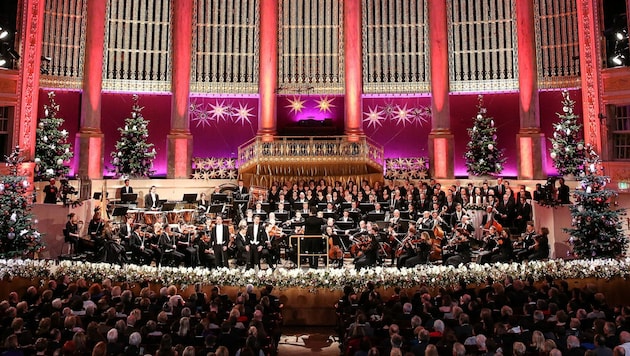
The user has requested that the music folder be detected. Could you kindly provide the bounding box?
[161,202,177,212]
[182,193,197,203]
[211,193,228,203]
[93,192,109,200]
[208,204,223,214]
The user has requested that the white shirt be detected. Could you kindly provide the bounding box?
[253,225,259,244]
[216,224,224,244]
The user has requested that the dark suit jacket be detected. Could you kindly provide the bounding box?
[144,193,159,209]
[210,224,230,246]
[121,186,134,194]
[246,224,268,245]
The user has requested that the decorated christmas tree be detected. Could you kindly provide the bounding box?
[34,91,73,180]
[0,146,44,258]
[464,95,505,176]
[110,95,156,177]
[565,146,628,259]
[549,90,586,176]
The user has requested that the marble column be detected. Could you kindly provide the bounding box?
[343,0,363,141]
[76,0,107,179]
[167,0,194,178]
[257,0,278,142]
[427,0,454,178]
[515,0,546,179]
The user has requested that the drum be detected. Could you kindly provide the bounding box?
[144,211,162,225]
[181,209,195,223]
[167,211,180,225]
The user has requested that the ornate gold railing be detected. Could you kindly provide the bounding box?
[237,136,384,185]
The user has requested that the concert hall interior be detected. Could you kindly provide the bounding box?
[2,0,630,355]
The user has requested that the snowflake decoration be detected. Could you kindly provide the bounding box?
[209,100,231,121]
[363,106,385,129]
[191,108,214,128]
[316,96,335,113]
[233,103,254,125]
[382,102,397,119]
[192,171,201,179]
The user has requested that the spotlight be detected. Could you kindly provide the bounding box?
[40,56,51,63]
[616,29,628,41]
[612,54,626,66]
[0,57,6,67]
[0,27,8,40]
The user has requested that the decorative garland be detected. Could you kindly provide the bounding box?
[2,258,630,291]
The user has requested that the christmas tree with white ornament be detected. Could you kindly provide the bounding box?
[0,146,44,258]
[110,95,156,177]
[549,90,586,177]
[464,95,505,176]
[34,92,73,180]
[565,146,628,259]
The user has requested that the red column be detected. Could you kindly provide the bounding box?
[427,0,454,178]
[14,0,46,161]
[344,0,363,141]
[167,0,194,178]
[576,0,603,153]
[258,0,278,141]
[76,0,107,179]
[515,0,545,179]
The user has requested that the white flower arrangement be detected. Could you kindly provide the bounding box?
[0,258,629,291]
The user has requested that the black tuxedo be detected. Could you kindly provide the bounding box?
[129,232,153,264]
[211,224,230,267]
[245,224,268,268]
[450,211,466,227]
[144,193,160,210]
[121,185,134,194]
[157,232,184,266]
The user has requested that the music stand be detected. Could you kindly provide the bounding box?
[359,203,374,213]
[260,202,271,213]
[112,207,128,223]
[208,204,223,214]
[378,201,391,210]
[161,202,177,212]
[349,211,362,222]
[336,221,355,230]
[93,192,108,200]
[366,212,385,222]
[182,193,197,203]
[399,211,410,220]
[211,193,228,203]
[322,212,336,220]
[274,212,289,222]
[317,203,328,211]
[340,202,352,211]
[292,202,304,211]
[121,193,137,202]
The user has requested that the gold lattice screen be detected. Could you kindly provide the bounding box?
[102,0,172,92]
[448,0,519,92]
[277,0,345,94]
[191,0,260,94]
[361,0,429,94]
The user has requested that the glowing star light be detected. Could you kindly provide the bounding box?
[395,104,411,126]
[191,108,214,128]
[209,100,231,121]
[286,96,306,114]
[363,106,385,129]
[316,96,335,113]
[233,103,254,125]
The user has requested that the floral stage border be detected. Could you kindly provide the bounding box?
[0,258,629,291]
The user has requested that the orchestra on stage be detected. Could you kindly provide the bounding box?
[61,178,550,269]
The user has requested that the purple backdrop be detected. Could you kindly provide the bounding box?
[38,88,581,178]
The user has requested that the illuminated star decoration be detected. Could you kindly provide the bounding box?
[363,106,385,129]
[395,104,411,126]
[286,96,306,114]
[191,105,214,128]
[233,103,254,125]
[315,96,335,113]
[209,100,231,121]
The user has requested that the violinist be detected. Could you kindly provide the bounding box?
[389,209,402,233]
[210,215,230,268]
[157,224,184,267]
[233,220,249,267]
[353,226,380,270]
[119,215,135,243]
[403,229,432,268]
[527,227,550,261]
[477,225,499,264]
[263,213,283,268]
[443,228,472,266]
[515,221,536,261]
[129,224,153,265]
[417,211,433,230]
[395,226,418,268]
[197,230,216,268]
[176,220,199,267]
[84,210,104,254]
[65,213,82,252]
